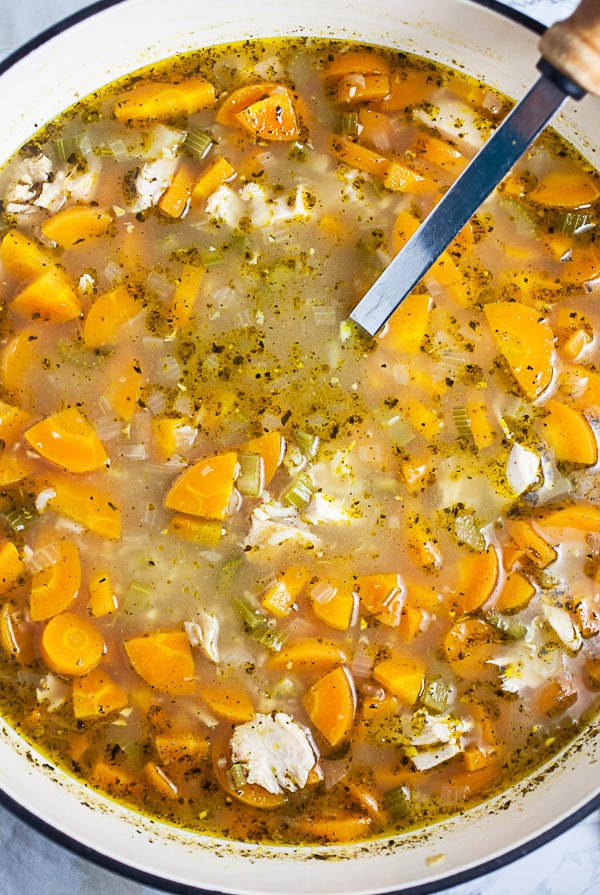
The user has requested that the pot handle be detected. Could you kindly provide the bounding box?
[539,0,600,95]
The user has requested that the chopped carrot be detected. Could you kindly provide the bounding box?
[302,665,356,746]
[165,452,238,519]
[66,732,91,763]
[44,472,121,540]
[154,731,210,763]
[390,208,421,254]
[382,160,427,193]
[235,89,299,142]
[378,292,432,354]
[331,136,389,179]
[292,813,371,842]
[167,514,223,547]
[0,400,32,447]
[73,667,128,719]
[324,51,390,80]
[407,515,443,571]
[199,681,255,723]
[244,430,285,486]
[41,205,113,247]
[372,654,425,705]
[40,611,105,676]
[540,399,598,466]
[412,132,467,172]
[0,329,38,404]
[157,159,198,218]
[443,618,497,680]
[88,571,119,617]
[12,267,82,323]
[453,545,500,614]
[114,77,216,124]
[191,155,236,206]
[561,328,593,361]
[538,502,600,533]
[91,760,139,794]
[25,407,108,474]
[495,570,535,612]
[0,229,52,280]
[398,606,425,642]
[0,540,23,595]
[463,744,496,773]
[466,398,495,450]
[0,454,37,487]
[29,536,81,621]
[337,73,391,105]
[400,454,435,492]
[268,638,347,673]
[125,630,195,695]
[216,83,280,127]
[483,301,555,400]
[536,679,578,716]
[375,68,438,112]
[355,573,405,627]
[144,761,179,799]
[82,284,141,348]
[510,519,556,568]
[105,355,145,422]
[528,169,600,207]
[261,576,295,618]
[168,264,205,329]
[0,601,35,664]
[309,579,355,631]
[404,396,443,441]
[583,657,600,689]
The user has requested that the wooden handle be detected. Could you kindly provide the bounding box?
[539,0,600,95]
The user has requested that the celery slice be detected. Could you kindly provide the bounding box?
[237,453,264,498]
[385,785,411,820]
[280,472,315,509]
[184,128,213,160]
[420,679,450,714]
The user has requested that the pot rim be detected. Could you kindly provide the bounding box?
[0,2,598,894]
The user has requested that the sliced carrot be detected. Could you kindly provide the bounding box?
[443,618,497,680]
[398,606,425,642]
[355,573,405,627]
[73,667,128,719]
[91,760,139,794]
[535,679,578,716]
[244,430,285,486]
[29,536,81,621]
[157,159,198,218]
[538,502,600,533]
[372,654,425,705]
[383,160,427,193]
[191,155,236,206]
[44,473,121,540]
[412,132,467,172]
[483,301,555,400]
[528,170,600,207]
[400,453,435,493]
[0,400,32,447]
[302,665,356,746]
[261,575,297,618]
[404,397,443,441]
[235,89,299,142]
[407,515,443,571]
[40,611,105,676]
[212,722,287,809]
[66,732,91,763]
[584,657,600,689]
[0,330,38,404]
[144,761,179,799]
[41,205,113,247]
[199,680,255,722]
[154,731,210,763]
[216,83,280,127]
[164,452,238,519]
[25,407,108,474]
[378,292,432,354]
[268,638,347,673]
[105,355,145,422]
[540,399,598,466]
[0,601,35,664]
[324,51,390,80]
[114,77,216,124]
[466,398,495,450]
[337,73,391,105]
[1,229,52,280]
[331,136,389,179]
[309,579,355,631]
[510,519,557,568]
[167,514,223,547]
[390,208,421,254]
[0,540,23,595]
[292,813,371,843]
[124,630,195,695]
[82,284,141,348]
[88,571,119,617]
[12,267,82,323]
[376,68,438,112]
[168,264,205,329]
[453,546,500,614]
[495,570,535,612]
[0,454,37,487]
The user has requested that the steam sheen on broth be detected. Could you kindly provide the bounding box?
[0,37,598,845]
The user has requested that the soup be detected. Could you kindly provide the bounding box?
[0,36,598,846]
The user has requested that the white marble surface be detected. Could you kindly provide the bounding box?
[0,1,598,893]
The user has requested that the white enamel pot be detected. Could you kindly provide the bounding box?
[0,1,598,892]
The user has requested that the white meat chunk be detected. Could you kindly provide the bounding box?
[4,153,53,214]
[185,611,219,663]
[243,499,321,550]
[401,710,472,771]
[131,157,178,213]
[231,712,317,794]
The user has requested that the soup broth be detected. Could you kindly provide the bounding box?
[0,36,599,846]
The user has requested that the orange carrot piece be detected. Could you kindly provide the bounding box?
[292,813,372,842]
[44,473,121,540]
[540,399,598,466]
[538,502,600,533]
[235,89,299,142]
[355,573,405,627]
[528,169,600,208]
[302,665,356,746]
[91,760,139,793]
[167,514,223,547]
[41,205,113,248]
[212,722,287,809]
[443,618,497,680]
[29,537,81,621]
[0,330,38,405]
[152,415,193,461]
[453,546,500,614]
[268,638,347,673]
[199,681,256,723]
[309,579,355,631]
[0,454,37,487]
[0,229,52,280]
[536,679,578,716]
[375,68,438,112]
[12,267,82,323]
[105,355,145,422]
[510,520,557,568]
[154,731,210,763]
[157,160,198,218]
[382,160,427,193]
[88,571,119,617]
[337,73,391,105]
[261,577,295,618]
[324,51,390,80]
[144,761,179,799]
[0,539,23,595]
[216,83,280,127]
[168,264,205,329]
[40,611,105,676]
[0,400,32,447]
[483,301,555,400]
[390,208,421,254]
[25,407,108,474]
[73,667,128,719]
[244,431,285,486]
[82,284,141,348]
[0,601,35,664]
[378,292,432,354]
[164,452,238,519]
[331,136,390,179]
[191,155,236,206]
[114,77,216,123]
[398,606,425,642]
[372,654,425,705]
[124,630,195,695]
[466,398,495,450]
[495,570,535,612]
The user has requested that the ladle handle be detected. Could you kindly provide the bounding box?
[539,0,600,95]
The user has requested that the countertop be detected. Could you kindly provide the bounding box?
[0,1,598,893]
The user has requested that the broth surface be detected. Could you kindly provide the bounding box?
[0,37,599,845]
